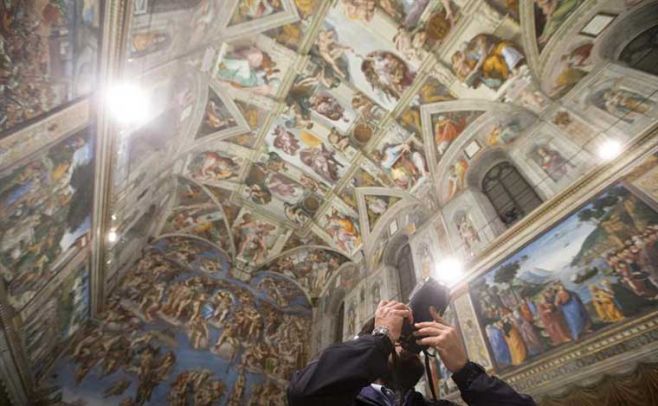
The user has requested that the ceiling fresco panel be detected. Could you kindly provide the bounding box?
[184,142,252,186]
[263,120,352,187]
[369,121,430,192]
[315,197,363,256]
[231,208,285,268]
[212,36,297,98]
[194,85,249,141]
[223,0,301,40]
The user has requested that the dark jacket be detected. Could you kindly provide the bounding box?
[288,334,536,406]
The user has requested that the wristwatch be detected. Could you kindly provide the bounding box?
[372,326,392,343]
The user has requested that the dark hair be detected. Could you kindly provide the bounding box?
[357,317,424,392]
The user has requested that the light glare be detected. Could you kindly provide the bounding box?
[107,83,149,125]
[107,229,118,243]
[597,139,622,161]
[433,257,464,287]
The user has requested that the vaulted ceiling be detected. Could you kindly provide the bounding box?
[106,0,657,284]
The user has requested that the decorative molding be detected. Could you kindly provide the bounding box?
[0,99,91,170]
[504,311,658,396]
[90,0,132,317]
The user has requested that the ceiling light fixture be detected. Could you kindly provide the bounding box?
[107,229,118,243]
[433,257,464,287]
[106,83,150,125]
[597,139,622,161]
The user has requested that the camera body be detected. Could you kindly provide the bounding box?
[399,278,450,354]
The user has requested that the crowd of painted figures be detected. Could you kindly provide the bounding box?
[480,225,658,368]
[0,0,59,131]
[267,248,347,296]
[56,248,309,405]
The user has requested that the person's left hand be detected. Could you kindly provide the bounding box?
[413,306,468,373]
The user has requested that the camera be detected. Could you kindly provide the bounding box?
[399,277,450,354]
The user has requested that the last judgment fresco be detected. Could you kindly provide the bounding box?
[41,236,311,405]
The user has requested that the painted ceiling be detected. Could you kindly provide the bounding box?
[106,0,656,283]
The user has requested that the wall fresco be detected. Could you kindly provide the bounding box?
[43,238,311,405]
[470,182,658,371]
[0,128,94,310]
[0,0,100,134]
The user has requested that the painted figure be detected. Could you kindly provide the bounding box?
[192,152,240,181]
[299,145,344,183]
[266,173,304,202]
[310,92,349,122]
[361,51,416,100]
[325,210,361,253]
[315,29,352,79]
[486,322,511,367]
[434,114,468,155]
[502,317,527,365]
[537,291,572,345]
[534,145,573,182]
[513,310,544,357]
[535,0,582,45]
[129,31,171,58]
[555,284,592,340]
[234,0,283,22]
[339,0,376,21]
[589,285,624,322]
[272,125,301,155]
[216,46,280,95]
[457,214,480,255]
[446,158,469,201]
[451,34,524,89]
[600,88,654,123]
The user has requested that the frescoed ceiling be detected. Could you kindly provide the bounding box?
[1,0,658,404]
[103,0,658,295]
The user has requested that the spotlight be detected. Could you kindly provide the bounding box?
[597,139,622,161]
[106,83,149,125]
[107,229,118,243]
[433,257,464,287]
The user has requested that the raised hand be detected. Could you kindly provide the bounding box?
[413,306,468,373]
[374,300,413,343]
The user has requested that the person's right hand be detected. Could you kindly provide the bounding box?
[374,300,412,343]
[413,306,468,373]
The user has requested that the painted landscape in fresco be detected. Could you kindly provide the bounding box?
[44,236,310,405]
[471,183,658,371]
[0,0,101,134]
[0,129,95,310]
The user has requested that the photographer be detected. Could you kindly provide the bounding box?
[288,300,536,406]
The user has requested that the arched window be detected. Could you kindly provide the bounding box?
[335,301,345,343]
[619,25,658,76]
[482,162,542,226]
[397,244,416,302]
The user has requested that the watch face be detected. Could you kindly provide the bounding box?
[372,327,389,336]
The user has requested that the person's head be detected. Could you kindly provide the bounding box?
[358,318,425,392]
